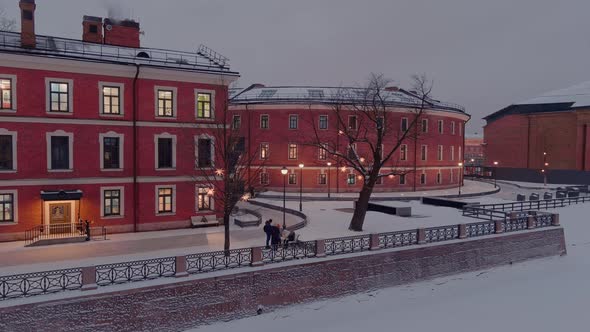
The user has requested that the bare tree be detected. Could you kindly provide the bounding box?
[0,8,16,32]
[306,73,433,231]
[193,90,265,253]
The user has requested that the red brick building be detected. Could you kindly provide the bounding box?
[464,137,484,164]
[0,1,239,241]
[230,85,469,193]
[484,81,590,173]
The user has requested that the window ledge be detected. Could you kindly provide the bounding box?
[156,168,176,171]
[0,109,16,113]
[48,169,74,173]
[46,112,74,116]
[0,222,18,226]
[196,118,215,122]
[101,168,124,172]
[155,116,177,120]
[156,212,176,217]
[0,170,17,174]
[100,215,124,220]
[99,113,125,118]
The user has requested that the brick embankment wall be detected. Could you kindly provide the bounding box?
[0,228,566,332]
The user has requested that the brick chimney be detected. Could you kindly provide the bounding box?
[19,0,36,48]
[82,16,103,44]
[103,18,140,48]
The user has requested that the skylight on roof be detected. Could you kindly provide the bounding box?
[259,89,277,98]
[308,89,325,98]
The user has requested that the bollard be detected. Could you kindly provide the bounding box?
[552,214,560,226]
[81,266,97,291]
[175,256,189,277]
[458,224,467,239]
[250,247,264,267]
[315,239,326,258]
[495,220,504,234]
[527,215,536,229]
[417,228,426,244]
[369,234,380,250]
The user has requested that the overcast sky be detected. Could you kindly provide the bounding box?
[2,0,590,135]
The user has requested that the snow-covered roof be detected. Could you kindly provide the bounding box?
[518,80,590,107]
[485,81,590,123]
[230,85,466,114]
[0,30,239,76]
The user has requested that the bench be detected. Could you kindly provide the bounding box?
[190,215,219,228]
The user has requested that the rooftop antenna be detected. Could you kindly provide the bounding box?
[197,44,229,69]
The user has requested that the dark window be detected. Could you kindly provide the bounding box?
[401,118,408,132]
[260,115,269,129]
[260,173,269,185]
[436,172,442,184]
[348,116,357,130]
[348,144,356,159]
[376,175,383,185]
[50,136,70,170]
[103,137,120,169]
[197,188,211,210]
[158,138,173,168]
[197,93,211,118]
[0,79,13,110]
[89,25,98,33]
[103,190,121,216]
[49,82,69,112]
[289,115,298,129]
[197,138,212,167]
[158,188,173,213]
[318,173,327,185]
[102,86,121,114]
[400,145,407,161]
[421,119,428,133]
[437,145,443,161]
[420,173,426,185]
[347,174,356,185]
[260,143,269,160]
[376,117,384,129]
[399,174,406,185]
[319,115,328,129]
[157,90,174,117]
[0,193,14,222]
[318,145,327,160]
[0,135,13,170]
[232,115,241,129]
[22,10,33,20]
[421,145,427,161]
[288,173,297,185]
[438,120,444,134]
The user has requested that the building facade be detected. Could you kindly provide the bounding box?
[0,1,239,241]
[230,85,469,193]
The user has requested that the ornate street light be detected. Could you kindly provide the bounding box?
[280,167,288,229]
[493,161,499,188]
[327,162,332,199]
[458,162,463,196]
[298,163,304,211]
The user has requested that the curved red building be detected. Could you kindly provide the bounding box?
[230,85,469,193]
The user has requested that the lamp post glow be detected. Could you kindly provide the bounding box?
[281,167,288,229]
[298,163,304,212]
[543,152,548,187]
[458,162,463,196]
[327,162,332,199]
[493,161,499,188]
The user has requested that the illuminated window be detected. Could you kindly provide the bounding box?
[400,144,408,161]
[49,82,70,112]
[260,143,269,160]
[158,188,173,213]
[0,79,13,110]
[197,187,211,210]
[0,193,14,222]
[102,86,120,115]
[157,89,174,117]
[197,93,211,118]
[318,173,327,185]
[103,189,121,216]
[318,144,327,160]
[347,174,356,185]
[288,144,298,160]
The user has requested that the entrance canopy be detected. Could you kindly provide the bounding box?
[40,190,83,201]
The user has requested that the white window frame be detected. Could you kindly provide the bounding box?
[318,144,328,160]
[0,189,18,223]
[154,133,177,170]
[459,146,462,161]
[438,120,444,134]
[194,134,215,169]
[451,146,455,161]
[451,122,456,135]
[0,128,17,172]
[420,173,426,185]
[288,143,298,160]
[421,118,428,133]
[437,145,443,161]
[46,130,73,172]
[155,184,176,216]
[289,114,299,130]
[0,74,17,113]
[195,89,216,121]
[260,172,269,185]
[260,114,270,129]
[45,78,74,115]
[319,115,329,130]
[318,172,327,185]
[154,86,177,119]
[99,131,124,171]
[260,142,269,160]
[399,174,406,185]
[436,171,442,184]
[196,186,215,212]
[400,144,408,161]
[400,117,408,132]
[459,122,462,136]
[98,82,124,117]
[420,145,427,161]
[100,186,125,219]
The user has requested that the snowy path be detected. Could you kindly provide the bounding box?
[192,203,588,332]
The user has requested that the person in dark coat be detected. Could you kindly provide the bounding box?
[270,223,282,250]
[263,219,273,249]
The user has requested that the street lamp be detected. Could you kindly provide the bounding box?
[280,167,288,229]
[493,161,499,188]
[298,163,304,211]
[327,162,332,199]
[543,152,549,187]
[458,162,463,196]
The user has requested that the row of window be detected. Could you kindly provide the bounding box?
[258,169,457,186]
[0,130,214,172]
[0,186,213,223]
[231,113,462,135]
[0,75,214,119]
[256,143,462,162]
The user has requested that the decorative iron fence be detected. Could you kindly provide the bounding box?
[534,213,554,228]
[465,221,496,238]
[0,268,82,300]
[186,248,252,274]
[379,230,418,248]
[424,225,460,243]
[24,222,86,245]
[261,241,317,264]
[95,257,176,286]
[324,235,371,256]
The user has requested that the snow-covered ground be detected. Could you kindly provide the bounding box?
[191,203,588,332]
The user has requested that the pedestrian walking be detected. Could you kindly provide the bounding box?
[270,223,282,250]
[263,219,273,249]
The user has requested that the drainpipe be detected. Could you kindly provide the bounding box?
[133,64,141,232]
[583,124,588,171]
[526,116,531,169]
[413,119,418,192]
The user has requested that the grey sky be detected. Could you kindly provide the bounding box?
[2,0,590,135]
